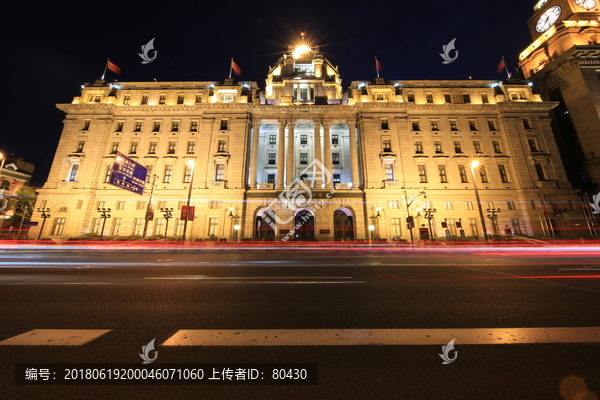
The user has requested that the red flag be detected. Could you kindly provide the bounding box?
[107,60,122,75]
[375,57,382,77]
[496,58,505,74]
[231,59,242,76]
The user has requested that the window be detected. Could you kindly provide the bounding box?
[220,120,229,130]
[458,165,468,183]
[507,201,516,210]
[177,95,184,104]
[82,121,90,131]
[146,165,153,181]
[94,96,102,102]
[407,93,415,102]
[111,218,122,236]
[137,201,146,210]
[116,201,125,210]
[141,95,149,105]
[418,165,427,183]
[153,218,165,236]
[129,142,138,154]
[466,201,474,210]
[444,94,452,103]
[267,174,275,184]
[123,96,131,105]
[217,140,227,153]
[473,141,482,154]
[522,118,532,129]
[528,139,539,152]
[332,134,339,145]
[208,200,222,209]
[110,142,119,154]
[381,119,390,130]
[190,121,198,132]
[382,139,392,152]
[50,218,66,236]
[333,174,341,184]
[479,166,489,183]
[414,141,423,154]
[492,140,502,153]
[450,120,458,131]
[300,135,308,145]
[269,135,276,145]
[462,94,471,103]
[487,201,495,209]
[208,218,219,236]
[487,120,497,131]
[183,166,193,183]
[481,94,489,104]
[187,141,196,154]
[134,122,142,132]
[434,141,443,154]
[221,93,235,102]
[438,165,448,183]
[384,164,395,181]
[149,142,157,154]
[375,93,384,101]
[159,95,166,105]
[153,121,161,132]
[68,164,79,182]
[469,120,477,131]
[163,165,173,183]
[167,142,176,154]
[171,121,180,132]
[132,218,143,236]
[104,166,112,183]
[426,93,434,103]
[388,200,399,209]
[268,153,276,165]
[444,201,453,210]
[75,141,85,153]
[511,218,522,234]
[76,200,83,209]
[469,218,479,237]
[412,121,420,131]
[454,141,463,153]
[300,153,308,164]
[534,163,546,181]
[215,164,225,181]
[332,153,340,164]
[431,121,439,131]
[423,201,432,209]
[195,95,202,104]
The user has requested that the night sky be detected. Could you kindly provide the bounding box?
[4,0,536,185]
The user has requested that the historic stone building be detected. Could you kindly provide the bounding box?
[32,44,588,241]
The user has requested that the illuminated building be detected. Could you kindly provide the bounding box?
[31,43,588,241]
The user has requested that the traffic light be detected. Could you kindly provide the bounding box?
[406,216,414,228]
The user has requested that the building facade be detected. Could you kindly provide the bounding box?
[32,45,588,241]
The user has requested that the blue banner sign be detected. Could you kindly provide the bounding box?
[109,152,148,195]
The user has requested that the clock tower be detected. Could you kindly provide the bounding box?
[519,0,600,192]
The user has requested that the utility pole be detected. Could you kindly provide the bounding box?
[142,174,158,238]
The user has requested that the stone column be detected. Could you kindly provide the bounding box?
[249,119,261,189]
[348,119,359,188]
[286,119,295,186]
[323,119,333,189]
[313,120,322,188]
[277,119,286,189]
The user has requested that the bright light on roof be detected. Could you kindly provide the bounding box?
[292,45,311,59]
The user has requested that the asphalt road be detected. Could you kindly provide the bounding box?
[1,246,599,400]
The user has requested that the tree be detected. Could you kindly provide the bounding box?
[7,186,38,237]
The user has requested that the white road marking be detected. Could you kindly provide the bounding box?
[162,327,600,346]
[0,329,112,346]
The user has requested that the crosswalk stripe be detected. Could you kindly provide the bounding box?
[0,329,112,346]
[161,327,600,346]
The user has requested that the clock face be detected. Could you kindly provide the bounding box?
[574,0,597,9]
[536,6,562,32]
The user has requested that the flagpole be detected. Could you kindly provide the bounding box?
[375,56,379,78]
[101,58,109,80]
[502,56,511,79]
[229,58,233,79]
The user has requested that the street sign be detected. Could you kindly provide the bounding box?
[109,152,148,195]
[22,221,39,226]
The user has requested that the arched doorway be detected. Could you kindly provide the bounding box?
[334,207,354,241]
[255,208,276,241]
[294,210,315,240]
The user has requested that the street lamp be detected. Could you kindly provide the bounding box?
[374,207,381,240]
[486,208,501,236]
[228,207,236,241]
[160,207,173,238]
[402,190,426,245]
[423,208,437,241]
[233,224,241,242]
[36,207,51,241]
[182,160,195,241]
[97,208,111,239]
[470,161,489,241]
[368,224,375,246]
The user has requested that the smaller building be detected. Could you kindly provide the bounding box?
[0,156,35,234]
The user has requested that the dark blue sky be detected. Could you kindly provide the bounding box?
[4,0,537,184]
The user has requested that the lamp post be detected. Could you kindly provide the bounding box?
[97,208,111,239]
[142,174,158,238]
[233,224,241,242]
[470,161,489,241]
[36,208,51,241]
[486,208,501,236]
[423,208,437,241]
[160,207,173,238]
[402,190,426,245]
[182,160,195,241]
[375,207,381,241]
[368,224,375,246]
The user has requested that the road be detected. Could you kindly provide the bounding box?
[1,245,599,399]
